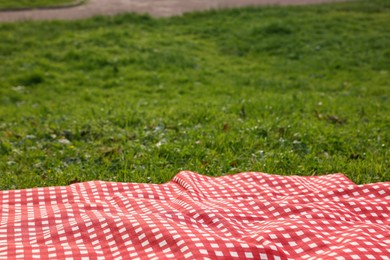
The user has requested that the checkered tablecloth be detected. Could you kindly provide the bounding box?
[0,171,389,259]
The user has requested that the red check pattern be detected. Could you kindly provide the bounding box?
[0,171,389,259]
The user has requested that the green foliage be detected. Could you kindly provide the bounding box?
[0,0,389,189]
[0,0,80,9]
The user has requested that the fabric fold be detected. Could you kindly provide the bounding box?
[0,171,389,259]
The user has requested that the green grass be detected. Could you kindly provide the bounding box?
[0,0,389,189]
[0,0,81,10]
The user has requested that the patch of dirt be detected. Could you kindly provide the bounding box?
[0,0,350,22]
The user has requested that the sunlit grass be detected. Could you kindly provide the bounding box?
[0,0,389,189]
[0,0,82,10]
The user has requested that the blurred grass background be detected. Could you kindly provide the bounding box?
[0,0,389,189]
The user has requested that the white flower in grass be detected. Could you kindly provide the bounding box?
[156,139,166,147]
[58,138,71,145]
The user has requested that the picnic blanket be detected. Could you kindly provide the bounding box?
[0,171,389,259]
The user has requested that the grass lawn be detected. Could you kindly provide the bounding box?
[0,0,81,10]
[0,0,389,189]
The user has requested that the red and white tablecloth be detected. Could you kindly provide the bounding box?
[0,171,389,259]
